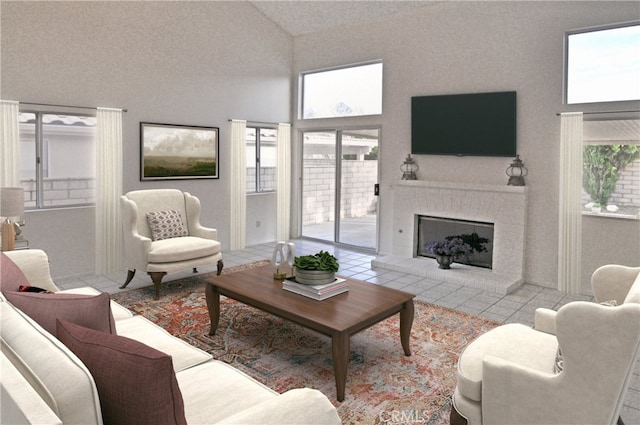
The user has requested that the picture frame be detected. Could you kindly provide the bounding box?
[140,122,219,180]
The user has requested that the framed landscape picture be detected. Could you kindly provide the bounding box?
[140,122,219,180]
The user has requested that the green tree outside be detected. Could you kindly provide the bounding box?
[583,144,640,206]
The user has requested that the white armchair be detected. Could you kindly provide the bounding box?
[591,264,640,305]
[451,299,640,425]
[120,189,223,299]
[532,264,640,338]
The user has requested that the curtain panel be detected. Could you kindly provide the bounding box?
[558,112,583,294]
[276,123,291,241]
[0,100,20,187]
[95,108,123,275]
[229,120,246,250]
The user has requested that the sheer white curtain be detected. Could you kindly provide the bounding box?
[276,123,291,241]
[229,120,246,250]
[95,108,123,275]
[558,112,583,294]
[1,100,20,187]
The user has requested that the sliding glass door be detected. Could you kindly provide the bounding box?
[301,128,379,249]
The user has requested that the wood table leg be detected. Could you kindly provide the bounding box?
[205,283,221,336]
[400,299,414,356]
[332,331,350,402]
[450,402,469,425]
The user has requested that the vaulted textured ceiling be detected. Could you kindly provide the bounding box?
[249,1,441,37]
[249,1,640,145]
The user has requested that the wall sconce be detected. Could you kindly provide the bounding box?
[506,155,528,186]
[1,187,25,251]
[400,154,418,180]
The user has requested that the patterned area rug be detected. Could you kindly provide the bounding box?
[112,261,498,425]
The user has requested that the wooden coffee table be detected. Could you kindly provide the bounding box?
[205,264,415,402]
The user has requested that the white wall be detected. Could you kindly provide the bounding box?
[1,1,292,278]
[22,207,95,278]
[292,1,640,291]
[246,193,277,246]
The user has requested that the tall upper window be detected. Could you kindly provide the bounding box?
[301,62,383,119]
[565,22,640,104]
[19,112,96,208]
[245,126,277,193]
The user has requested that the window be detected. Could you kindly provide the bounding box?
[19,112,96,208]
[582,118,640,218]
[565,22,640,104]
[301,62,383,119]
[245,126,277,193]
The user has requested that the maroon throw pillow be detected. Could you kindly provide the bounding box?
[56,319,187,425]
[0,252,30,293]
[3,291,116,336]
[19,285,50,293]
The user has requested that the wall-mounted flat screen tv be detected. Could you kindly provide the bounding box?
[411,91,517,157]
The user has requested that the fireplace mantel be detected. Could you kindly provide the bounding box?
[372,180,528,294]
[395,179,527,194]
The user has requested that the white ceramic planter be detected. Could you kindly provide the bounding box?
[294,268,336,285]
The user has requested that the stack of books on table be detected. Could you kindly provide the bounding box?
[283,277,348,301]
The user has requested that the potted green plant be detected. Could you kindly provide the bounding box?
[591,202,602,213]
[293,251,339,284]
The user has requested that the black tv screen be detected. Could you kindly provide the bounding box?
[411,91,516,157]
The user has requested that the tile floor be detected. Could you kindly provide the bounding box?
[57,239,640,423]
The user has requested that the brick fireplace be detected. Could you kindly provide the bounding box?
[372,180,528,293]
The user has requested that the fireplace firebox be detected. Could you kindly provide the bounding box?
[416,215,494,269]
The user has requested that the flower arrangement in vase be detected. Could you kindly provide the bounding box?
[425,237,473,269]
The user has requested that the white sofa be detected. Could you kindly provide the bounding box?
[0,249,341,425]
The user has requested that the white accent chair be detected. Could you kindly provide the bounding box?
[451,264,640,425]
[120,189,223,299]
[591,264,640,306]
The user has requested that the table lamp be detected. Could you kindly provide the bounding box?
[1,187,25,251]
